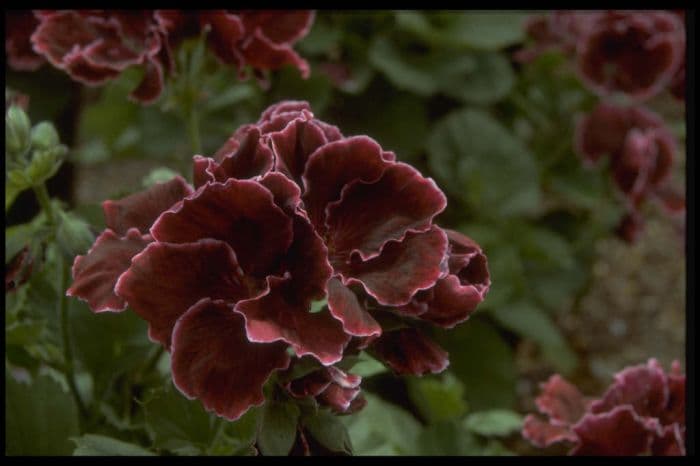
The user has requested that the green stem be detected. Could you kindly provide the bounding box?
[32,183,55,226]
[58,255,88,424]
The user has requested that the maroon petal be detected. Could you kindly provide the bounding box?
[199,11,245,66]
[5,11,45,71]
[651,424,685,456]
[590,358,669,419]
[114,239,252,348]
[570,406,654,456]
[301,136,389,232]
[535,375,590,426]
[235,277,350,366]
[339,226,448,307]
[62,49,122,85]
[240,27,310,78]
[150,178,293,277]
[370,327,449,376]
[31,11,101,68]
[287,370,332,398]
[67,228,151,313]
[326,162,446,261]
[416,275,485,328]
[171,298,290,421]
[203,127,274,184]
[270,117,333,185]
[259,171,302,215]
[522,414,577,448]
[319,384,361,414]
[129,56,165,104]
[663,361,685,425]
[327,278,381,338]
[103,175,193,235]
[257,100,311,124]
[240,11,315,45]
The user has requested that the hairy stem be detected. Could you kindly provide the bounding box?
[32,183,55,226]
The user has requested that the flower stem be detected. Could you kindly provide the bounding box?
[58,254,88,424]
[32,183,55,226]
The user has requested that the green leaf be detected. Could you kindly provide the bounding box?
[56,210,94,258]
[215,406,263,455]
[6,320,46,346]
[406,372,467,423]
[72,434,155,456]
[141,167,180,188]
[368,36,437,96]
[490,301,578,374]
[442,52,514,104]
[143,383,218,455]
[516,224,575,270]
[342,393,421,455]
[415,420,480,455]
[464,409,523,437]
[6,104,32,158]
[5,371,80,455]
[257,400,300,456]
[5,168,32,211]
[427,108,541,217]
[435,318,516,410]
[345,352,387,378]
[303,409,353,455]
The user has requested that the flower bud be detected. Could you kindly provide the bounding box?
[56,210,94,258]
[30,121,61,151]
[6,105,32,159]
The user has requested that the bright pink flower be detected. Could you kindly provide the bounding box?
[576,11,684,101]
[523,359,686,456]
[67,101,487,419]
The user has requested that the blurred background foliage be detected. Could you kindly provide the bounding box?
[6,10,685,456]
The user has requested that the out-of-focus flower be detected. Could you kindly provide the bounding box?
[514,11,600,63]
[523,359,686,456]
[5,11,45,71]
[575,102,683,243]
[576,11,684,101]
[66,100,488,420]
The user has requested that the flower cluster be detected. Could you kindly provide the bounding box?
[516,10,685,102]
[522,359,686,456]
[6,10,314,104]
[575,103,684,242]
[66,101,490,420]
[517,10,685,243]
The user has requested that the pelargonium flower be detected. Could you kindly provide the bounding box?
[67,100,489,421]
[30,10,168,103]
[576,11,685,101]
[154,10,314,81]
[23,10,314,104]
[5,11,45,71]
[522,359,686,456]
[514,11,600,63]
[575,102,683,242]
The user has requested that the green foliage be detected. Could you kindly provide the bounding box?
[464,409,523,437]
[6,371,80,455]
[72,434,155,456]
[302,409,353,455]
[257,400,300,456]
[407,373,467,423]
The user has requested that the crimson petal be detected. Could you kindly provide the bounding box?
[327,278,381,338]
[171,298,290,421]
[570,406,654,456]
[67,228,151,313]
[115,239,252,348]
[534,375,590,426]
[339,226,448,307]
[150,178,293,277]
[370,327,449,376]
[235,277,350,366]
[326,162,446,261]
[522,414,577,448]
[103,175,193,235]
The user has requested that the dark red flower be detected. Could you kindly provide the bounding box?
[575,103,683,243]
[5,11,45,71]
[514,11,600,63]
[523,359,686,456]
[67,100,487,419]
[576,11,684,101]
[30,10,167,103]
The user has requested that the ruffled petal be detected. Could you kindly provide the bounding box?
[204,127,274,184]
[102,175,193,235]
[534,375,590,426]
[150,178,293,277]
[129,56,165,104]
[5,11,45,71]
[114,239,253,348]
[240,11,315,45]
[570,406,654,456]
[270,117,332,184]
[339,226,448,306]
[198,11,245,66]
[235,277,350,366]
[370,327,449,376]
[171,298,290,421]
[258,171,302,215]
[327,278,381,337]
[522,414,577,448]
[590,358,669,419]
[651,424,685,456]
[240,27,310,78]
[416,275,485,328]
[326,162,446,261]
[302,136,388,232]
[67,228,151,313]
